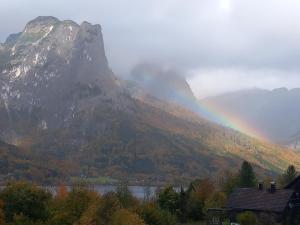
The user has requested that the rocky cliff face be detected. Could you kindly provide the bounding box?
[0,16,128,142]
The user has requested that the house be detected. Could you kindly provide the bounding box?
[207,176,300,225]
[285,176,300,192]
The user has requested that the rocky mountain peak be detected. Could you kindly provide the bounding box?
[0,16,115,84]
[24,16,59,32]
[26,16,59,25]
[0,16,121,133]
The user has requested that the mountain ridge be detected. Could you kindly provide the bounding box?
[0,16,300,184]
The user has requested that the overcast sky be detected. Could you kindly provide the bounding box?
[1,0,300,98]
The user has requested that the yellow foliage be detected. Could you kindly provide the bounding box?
[111,209,146,225]
[74,202,101,225]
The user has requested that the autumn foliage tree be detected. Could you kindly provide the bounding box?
[185,179,215,220]
[0,182,51,223]
[204,191,227,213]
[49,187,100,225]
[111,209,146,225]
[140,202,176,225]
[56,184,69,199]
[219,170,239,196]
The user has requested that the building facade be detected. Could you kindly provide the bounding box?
[208,176,300,225]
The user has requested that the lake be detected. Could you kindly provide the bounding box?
[44,185,161,199]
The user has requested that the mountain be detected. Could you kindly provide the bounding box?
[0,16,125,142]
[1,17,300,184]
[202,88,300,147]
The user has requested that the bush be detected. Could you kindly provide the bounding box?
[140,202,176,225]
[237,211,257,225]
[12,214,34,225]
[111,209,146,225]
[222,219,230,225]
[257,213,277,225]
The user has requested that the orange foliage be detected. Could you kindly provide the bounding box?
[192,179,215,202]
[56,184,68,199]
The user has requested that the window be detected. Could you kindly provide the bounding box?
[212,216,220,225]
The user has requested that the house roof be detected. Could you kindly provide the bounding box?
[285,175,300,189]
[226,188,294,213]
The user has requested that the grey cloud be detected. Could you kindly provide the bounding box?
[1,0,300,97]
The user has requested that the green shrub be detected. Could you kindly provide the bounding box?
[222,219,230,225]
[140,202,176,225]
[237,211,257,225]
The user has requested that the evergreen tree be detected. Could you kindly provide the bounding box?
[282,165,297,186]
[177,186,188,222]
[238,161,257,188]
[158,186,178,214]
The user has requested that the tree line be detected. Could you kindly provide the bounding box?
[0,161,297,225]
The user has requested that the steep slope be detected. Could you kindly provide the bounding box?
[203,88,300,145]
[0,17,300,184]
[0,139,66,184]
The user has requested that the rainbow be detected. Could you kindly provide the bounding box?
[199,100,269,141]
[164,87,269,142]
[138,75,269,141]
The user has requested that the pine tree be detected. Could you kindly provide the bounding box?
[238,161,257,188]
[177,186,188,222]
[283,165,297,186]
